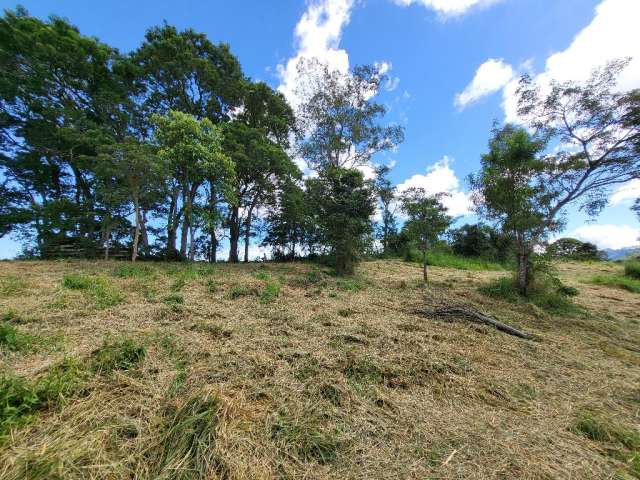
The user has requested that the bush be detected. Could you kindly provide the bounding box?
[624,261,640,280]
[90,338,145,375]
[479,275,581,314]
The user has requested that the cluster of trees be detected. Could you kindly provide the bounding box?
[1,9,639,290]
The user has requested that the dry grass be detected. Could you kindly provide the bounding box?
[0,259,639,479]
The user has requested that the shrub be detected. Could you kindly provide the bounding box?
[149,393,225,479]
[62,274,123,309]
[479,275,581,314]
[90,338,145,375]
[624,261,640,280]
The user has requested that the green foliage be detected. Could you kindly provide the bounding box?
[149,393,225,479]
[449,223,512,262]
[272,413,344,464]
[306,167,375,275]
[591,275,640,294]
[61,274,123,309]
[624,261,640,280]
[89,338,145,375]
[548,238,603,261]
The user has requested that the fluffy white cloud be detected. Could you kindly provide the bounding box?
[396,156,472,216]
[454,58,514,109]
[392,0,502,17]
[610,179,640,206]
[277,0,354,107]
[570,224,640,250]
[502,0,640,121]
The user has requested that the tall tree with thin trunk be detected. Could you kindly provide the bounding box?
[399,189,452,283]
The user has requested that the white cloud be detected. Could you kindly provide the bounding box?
[396,156,472,216]
[392,0,502,17]
[277,0,354,107]
[502,0,640,121]
[570,224,640,250]
[454,58,514,109]
[610,179,640,206]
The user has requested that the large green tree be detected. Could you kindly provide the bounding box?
[470,125,552,294]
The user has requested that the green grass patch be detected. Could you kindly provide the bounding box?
[148,393,225,479]
[227,285,257,300]
[260,280,281,304]
[271,413,344,464]
[90,337,145,375]
[0,358,86,439]
[479,276,582,314]
[111,263,156,279]
[163,293,185,309]
[405,248,507,271]
[336,278,365,292]
[0,323,39,352]
[61,273,123,309]
[625,261,640,280]
[571,413,640,449]
[590,274,640,294]
[0,275,28,296]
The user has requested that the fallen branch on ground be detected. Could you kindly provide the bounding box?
[415,306,537,341]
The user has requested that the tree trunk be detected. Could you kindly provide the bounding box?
[228,206,240,263]
[132,195,141,262]
[180,191,189,258]
[423,250,428,283]
[243,204,256,263]
[517,253,530,296]
[167,188,179,259]
[188,223,196,261]
[210,230,217,263]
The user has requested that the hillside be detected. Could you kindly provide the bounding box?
[0,259,639,479]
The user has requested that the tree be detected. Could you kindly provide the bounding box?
[399,188,452,283]
[131,23,244,256]
[516,60,640,217]
[306,167,375,275]
[152,110,233,260]
[373,165,398,254]
[547,238,603,261]
[221,82,297,263]
[449,223,512,261]
[262,180,308,260]
[295,59,404,171]
[97,139,166,261]
[470,125,551,295]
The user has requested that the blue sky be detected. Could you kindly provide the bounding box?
[1,0,639,258]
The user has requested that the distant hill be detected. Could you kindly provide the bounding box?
[603,247,640,260]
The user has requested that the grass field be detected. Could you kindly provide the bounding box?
[0,259,639,479]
